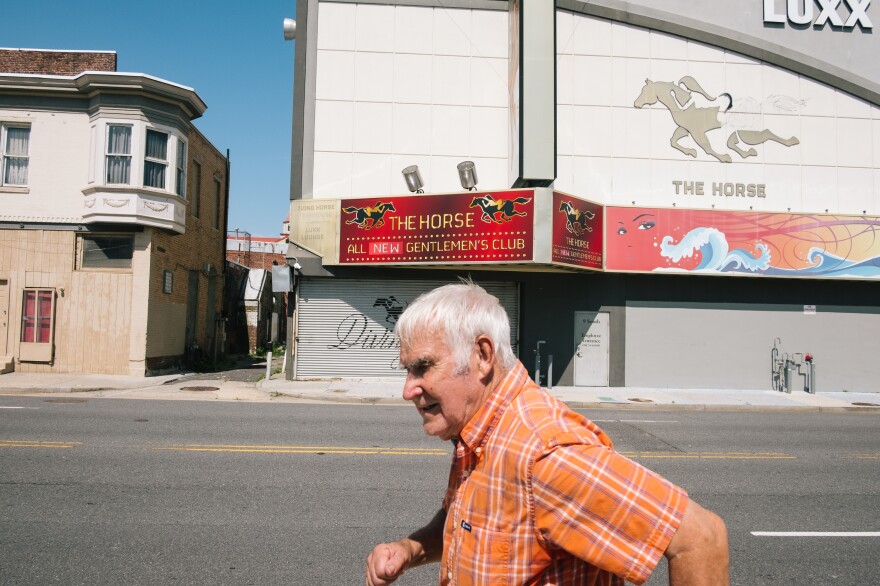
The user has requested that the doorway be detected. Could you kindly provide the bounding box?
[573,311,610,386]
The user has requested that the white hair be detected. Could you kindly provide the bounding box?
[395,280,516,373]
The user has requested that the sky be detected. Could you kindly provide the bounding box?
[5,0,297,237]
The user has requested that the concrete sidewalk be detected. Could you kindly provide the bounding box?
[0,370,878,411]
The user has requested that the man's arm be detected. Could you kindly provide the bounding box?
[664,499,730,585]
[366,508,446,586]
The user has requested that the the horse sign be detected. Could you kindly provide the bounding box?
[634,76,799,163]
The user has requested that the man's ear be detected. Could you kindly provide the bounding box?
[474,335,495,378]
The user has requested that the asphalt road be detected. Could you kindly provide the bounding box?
[0,397,877,585]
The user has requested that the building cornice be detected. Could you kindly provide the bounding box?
[0,71,207,119]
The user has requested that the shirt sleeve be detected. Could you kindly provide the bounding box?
[531,442,688,584]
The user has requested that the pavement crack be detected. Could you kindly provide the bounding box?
[621,422,684,452]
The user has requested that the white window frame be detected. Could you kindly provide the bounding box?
[1,123,31,187]
[176,139,187,198]
[19,288,55,363]
[105,123,133,185]
[143,128,169,190]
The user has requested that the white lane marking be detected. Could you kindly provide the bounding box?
[0,406,35,409]
[593,419,678,423]
[752,531,880,537]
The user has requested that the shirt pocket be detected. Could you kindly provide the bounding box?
[454,523,511,586]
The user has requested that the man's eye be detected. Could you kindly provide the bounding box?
[617,227,627,235]
[638,221,655,230]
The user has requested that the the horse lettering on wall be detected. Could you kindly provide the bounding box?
[633,76,800,163]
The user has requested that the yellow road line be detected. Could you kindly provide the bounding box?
[0,440,80,449]
[156,444,449,456]
[621,451,797,460]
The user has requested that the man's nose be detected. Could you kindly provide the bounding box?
[402,375,422,401]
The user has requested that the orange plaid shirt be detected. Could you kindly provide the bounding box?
[440,361,688,585]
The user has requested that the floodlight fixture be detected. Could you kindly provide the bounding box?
[402,165,424,193]
[457,161,478,191]
[283,18,297,40]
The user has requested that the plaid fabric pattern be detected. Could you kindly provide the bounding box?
[439,361,688,585]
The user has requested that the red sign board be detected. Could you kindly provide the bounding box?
[551,191,603,269]
[338,190,535,264]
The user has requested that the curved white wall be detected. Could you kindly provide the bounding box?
[555,10,880,216]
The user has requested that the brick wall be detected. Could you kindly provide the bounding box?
[147,125,229,369]
[226,249,286,270]
[0,49,116,75]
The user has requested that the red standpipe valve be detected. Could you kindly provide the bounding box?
[804,354,813,363]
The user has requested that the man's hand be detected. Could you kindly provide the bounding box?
[366,510,446,585]
[366,540,415,586]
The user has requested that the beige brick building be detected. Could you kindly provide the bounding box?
[0,49,229,375]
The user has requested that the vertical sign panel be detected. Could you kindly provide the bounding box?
[551,191,603,269]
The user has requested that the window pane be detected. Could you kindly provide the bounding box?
[6,127,30,155]
[144,161,166,188]
[176,142,187,197]
[81,236,134,269]
[4,157,28,185]
[145,129,168,160]
[21,290,36,343]
[107,126,131,155]
[106,155,131,184]
[37,291,52,343]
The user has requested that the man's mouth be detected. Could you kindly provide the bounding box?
[420,403,441,416]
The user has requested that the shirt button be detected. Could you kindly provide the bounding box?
[462,470,469,478]
[475,447,482,454]
[448,570,453,580]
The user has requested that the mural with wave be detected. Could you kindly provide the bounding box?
[605,207,880,280]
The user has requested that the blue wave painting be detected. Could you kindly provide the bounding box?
[657,227,880,278]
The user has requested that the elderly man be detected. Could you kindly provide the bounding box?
[366,282,729,586]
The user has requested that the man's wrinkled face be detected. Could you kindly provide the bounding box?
[399,332,485,441]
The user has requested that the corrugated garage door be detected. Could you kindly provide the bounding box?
[295,278,519,378]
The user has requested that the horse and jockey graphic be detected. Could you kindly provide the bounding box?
[469,194,532,224]
[634,76,799,163]
[342,201,396,230]
[558,201,595,236]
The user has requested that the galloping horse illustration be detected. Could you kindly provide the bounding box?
[342,201,396,230]
[558,201,595,235]
[469,194,532,224]
[373,296,406,324]
[634,76,799,163]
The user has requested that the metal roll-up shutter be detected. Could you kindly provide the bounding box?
[295,278,519,378]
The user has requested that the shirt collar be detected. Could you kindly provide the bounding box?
[458,360,531,452]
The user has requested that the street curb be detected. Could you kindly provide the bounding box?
[264,390,880,413]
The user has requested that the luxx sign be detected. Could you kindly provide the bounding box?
[763,0,873,30]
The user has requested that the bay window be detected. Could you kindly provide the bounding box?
[106,124,132,184]
[1,124,30,186]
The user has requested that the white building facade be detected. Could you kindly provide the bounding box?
[286,1,880,392]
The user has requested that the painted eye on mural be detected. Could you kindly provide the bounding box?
[637,221,655,230]
[617,226,627,235]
